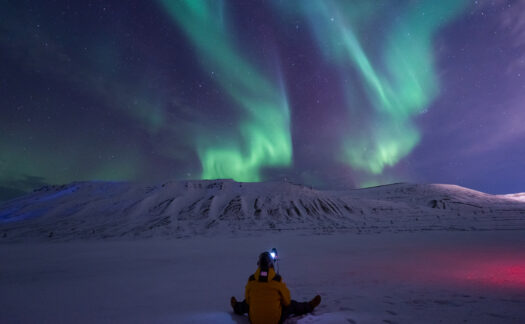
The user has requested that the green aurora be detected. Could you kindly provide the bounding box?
[159,0,292,182]
[5,0,518,198]
[161,0,468,184]
[294,0,468,180]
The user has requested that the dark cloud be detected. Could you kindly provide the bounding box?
[0,175,49,202]
[0,187,27,202]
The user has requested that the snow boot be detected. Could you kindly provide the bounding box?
[231,297,249,315]
[309,295,321,311]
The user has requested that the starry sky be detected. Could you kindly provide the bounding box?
[1,0,525,200]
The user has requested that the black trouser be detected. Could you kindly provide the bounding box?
[233,299,313,323]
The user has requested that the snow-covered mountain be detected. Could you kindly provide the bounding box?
[2,180,525,323]
[1,180,525,241]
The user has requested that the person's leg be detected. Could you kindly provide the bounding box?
[279,295,321,323]
[231,298,249,315]
[279,300,311,323]
[288,300,313,315]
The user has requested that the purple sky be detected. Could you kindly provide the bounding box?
[1,0,524,200]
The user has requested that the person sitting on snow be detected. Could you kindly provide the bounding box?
[231,251,321,324]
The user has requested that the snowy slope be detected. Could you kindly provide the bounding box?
[1,180,525,242]
[504,192,525,202]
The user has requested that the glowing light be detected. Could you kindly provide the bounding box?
[288,0,467,180]
[159,0,292,182]
[453,260,525,289]
[378,248,525,291]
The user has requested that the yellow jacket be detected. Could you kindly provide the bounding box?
[245,267,291,324]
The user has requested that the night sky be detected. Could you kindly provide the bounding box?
[1,0,525,200]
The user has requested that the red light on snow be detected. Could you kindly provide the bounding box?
[374,248,525,292]
[453,261,525,289]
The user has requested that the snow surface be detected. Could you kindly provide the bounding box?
[504,192,525,202]
[1,231,524,323]
[1,180,525,323]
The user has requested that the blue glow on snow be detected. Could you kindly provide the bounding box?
[0,207,50,223]
[38,186,79,202]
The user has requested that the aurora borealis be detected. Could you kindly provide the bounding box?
[288,0,468,178]
[1,0,525,199]
[159,0,292,182]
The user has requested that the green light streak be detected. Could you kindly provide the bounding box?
[298,0,467,178]
[159,0,292,182]
[343,121,420,175]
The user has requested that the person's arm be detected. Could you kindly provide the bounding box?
[279,280,291,306]
[245,275,255,304]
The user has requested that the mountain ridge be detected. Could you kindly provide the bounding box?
[1,180,525,242]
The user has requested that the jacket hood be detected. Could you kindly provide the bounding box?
[254,267,277,281]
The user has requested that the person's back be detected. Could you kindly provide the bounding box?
[245,267,290,324]
[231,251,321,324]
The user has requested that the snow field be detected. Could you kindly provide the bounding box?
[1,230,524,323]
